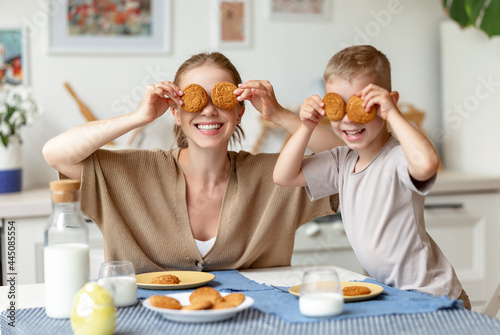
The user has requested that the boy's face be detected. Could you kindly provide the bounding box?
[325,76,388,154]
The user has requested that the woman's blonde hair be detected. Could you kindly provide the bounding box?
[172,52,245,148]
[323,45,392,91]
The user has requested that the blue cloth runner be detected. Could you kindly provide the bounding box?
[3,270,494,335]
[138,270,462,323]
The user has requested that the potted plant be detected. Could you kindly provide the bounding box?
[0,84,43,193]
[442,0,500,37]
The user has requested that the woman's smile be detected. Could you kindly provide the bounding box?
[195,122,223,133]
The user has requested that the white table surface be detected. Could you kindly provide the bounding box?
[0,265,366,311]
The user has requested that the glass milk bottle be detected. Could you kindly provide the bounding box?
[44,180,90,318]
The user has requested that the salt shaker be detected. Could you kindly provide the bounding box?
[44,180,90,318]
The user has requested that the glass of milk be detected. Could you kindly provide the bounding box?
[299,268,343,317]
[97,261,137,307]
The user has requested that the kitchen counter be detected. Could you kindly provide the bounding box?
[0,188,51,218]
[431,170,500,195]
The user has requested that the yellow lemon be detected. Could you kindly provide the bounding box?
[71,282,116,335]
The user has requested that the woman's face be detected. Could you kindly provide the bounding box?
[172,64,244,150]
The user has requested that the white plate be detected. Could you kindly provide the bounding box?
[142,292,254,323]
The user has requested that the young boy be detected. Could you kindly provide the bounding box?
[273,45,470,309]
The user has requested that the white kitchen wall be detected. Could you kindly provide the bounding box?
[0,0,446,189]
[440,21,500,177]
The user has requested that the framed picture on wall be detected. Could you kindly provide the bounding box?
[267,0,331,21]
[213,0,252,49]
[49,0,171,54]
[0,27,28,85]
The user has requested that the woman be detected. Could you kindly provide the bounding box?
[43,52,341,274]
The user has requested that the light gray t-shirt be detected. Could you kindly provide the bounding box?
[302,136,462,299]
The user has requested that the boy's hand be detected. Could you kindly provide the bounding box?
[300,95,326,129]
[358,84,399,120]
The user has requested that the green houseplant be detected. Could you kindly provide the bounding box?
[443,0,500,37]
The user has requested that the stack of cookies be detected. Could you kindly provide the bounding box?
[149,287,245,311]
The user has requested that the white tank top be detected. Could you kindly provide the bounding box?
[194,236,216,258]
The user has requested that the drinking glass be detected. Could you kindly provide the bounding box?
[299,268,343,317]
[97,261,137,307]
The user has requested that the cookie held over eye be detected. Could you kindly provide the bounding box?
[181,83,209,113]
[346,96,376,124]
[211,81,239,110]
[323,92,346,121]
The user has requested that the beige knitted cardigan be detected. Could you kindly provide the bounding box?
[80,148,338,274]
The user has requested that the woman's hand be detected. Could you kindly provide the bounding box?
[236,80,286,122]
[137,81,184,124]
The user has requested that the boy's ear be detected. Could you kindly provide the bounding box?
[390,91,400,105]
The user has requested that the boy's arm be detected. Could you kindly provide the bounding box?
[386,111,439,181]
[273,124,311,187]
[360,84,439,181]
[273,95,325,187]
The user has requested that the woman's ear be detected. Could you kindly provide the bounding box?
[172,106,180,125]
[237,105,245,123]
[390,91,400,105]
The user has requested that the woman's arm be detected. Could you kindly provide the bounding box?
[42,81,183,181]
[237,80,343,153]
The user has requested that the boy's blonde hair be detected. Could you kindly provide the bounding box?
[323,45,392,91]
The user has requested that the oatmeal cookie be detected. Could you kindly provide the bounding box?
[150,274,180,285]
[346,95,376,124]
[211,81,239,110]
[181,83,209,113]
[149,295,182,309]
[342,285,371,296]
[323,92,346,121]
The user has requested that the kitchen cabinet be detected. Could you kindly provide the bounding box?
[292,216,365,275]
[0,188,104,286]
[425,171,500,311]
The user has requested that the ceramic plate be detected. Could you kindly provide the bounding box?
[136,271,215,290]
[288,281,384,302]
[142,292,254,323]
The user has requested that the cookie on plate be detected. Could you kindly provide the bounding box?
[150,274,180,285]
[181,300,213,310]
[211,300,236,310]
[346,95,376,124]
[343,286,371,296]
[222,293,245,307]
[181,83,209,113]
[323,92,346,121]
[211,81,239,110]
[189,287,223,305]
[149,295,182,309]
